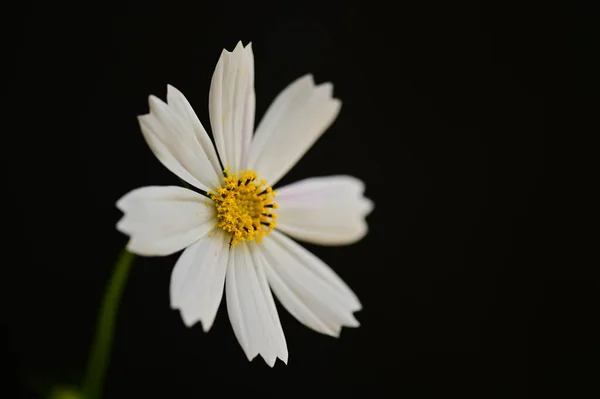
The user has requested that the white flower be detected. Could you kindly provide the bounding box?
[116,41,373,366]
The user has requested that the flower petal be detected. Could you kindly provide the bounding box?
[209,41,255,173]
[258,230,361,337]
[170,229,229,331]
[275,175,373,246]
[138,89,222,191]
[226,243,288,367]
[116,186,216,256]
[247,74,341,186]
[166,85,223,179]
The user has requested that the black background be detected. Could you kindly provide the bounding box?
[6,0,597,398]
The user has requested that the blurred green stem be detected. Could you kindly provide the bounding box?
[81,249,135,399]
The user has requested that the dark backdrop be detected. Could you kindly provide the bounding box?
[6,0,597,398]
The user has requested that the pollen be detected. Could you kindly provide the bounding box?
[209,169,278,245]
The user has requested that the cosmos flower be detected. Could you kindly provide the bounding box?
[116,41,373,366]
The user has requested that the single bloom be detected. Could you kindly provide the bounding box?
[116,41,373,366]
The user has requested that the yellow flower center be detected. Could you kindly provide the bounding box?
[209,169,277,245]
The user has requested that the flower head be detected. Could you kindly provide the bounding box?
[117,41,373,366]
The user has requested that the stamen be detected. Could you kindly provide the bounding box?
[209,170,277,245]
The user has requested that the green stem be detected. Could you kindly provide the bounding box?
[81,249,135,399]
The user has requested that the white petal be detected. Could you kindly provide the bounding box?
[258,231,361,337]
[247,74,341,186]
[226,243,288,367]
[275,175,374,245]
[116,186,216,256]
[138,90,222,191]
[166,85,223,178]
[170,229,229,331]
[209,41,255,172]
